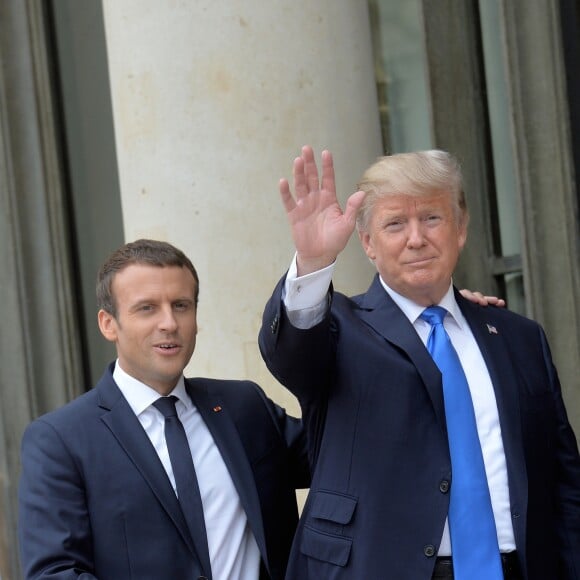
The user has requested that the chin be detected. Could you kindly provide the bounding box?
[404,274,436,289]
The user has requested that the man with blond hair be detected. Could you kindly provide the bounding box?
[259,146,580,579]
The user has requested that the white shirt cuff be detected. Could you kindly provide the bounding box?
[282,254,334,329]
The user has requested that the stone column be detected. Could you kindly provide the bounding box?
[101,0,382,413]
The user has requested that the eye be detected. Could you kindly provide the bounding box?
[138,304,154,313]
[384,219,404,232]
[173,301,192,311]
[424,214,442,225]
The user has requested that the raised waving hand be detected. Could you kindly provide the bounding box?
[279,146,366,276]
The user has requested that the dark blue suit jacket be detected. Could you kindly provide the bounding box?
[259,274,580,580]
[18,364,309,580]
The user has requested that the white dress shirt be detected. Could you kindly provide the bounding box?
[283,256,516,555]
[113,362,261,579]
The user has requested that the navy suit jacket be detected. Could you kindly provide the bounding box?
[18,364,309,580]
[259,274,580,580]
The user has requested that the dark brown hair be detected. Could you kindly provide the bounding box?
[96,239,199,316]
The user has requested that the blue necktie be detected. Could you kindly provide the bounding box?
[420,306,502,580]
[153,396,211,576]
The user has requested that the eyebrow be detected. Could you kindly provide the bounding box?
[128,296,195,310]
[127,299,154,312]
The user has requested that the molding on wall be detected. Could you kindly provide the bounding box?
[0,2,84,575]
[500,0,580,420]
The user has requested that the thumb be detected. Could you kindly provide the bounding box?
[343,190,366,228]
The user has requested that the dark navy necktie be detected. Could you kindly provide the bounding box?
[153,396,211,577]
[420,306,502,580]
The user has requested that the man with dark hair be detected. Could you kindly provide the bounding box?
[19,239,309,580]
[259,146,580,579]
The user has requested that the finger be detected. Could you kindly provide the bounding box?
[320,150,336,196]
[279,178,296,213]
[484,296,506,308]
[301,145,320,193]
[293,156,308,200]
[459,289,484,304]
[459,289,505,306]
[472,291,486,305]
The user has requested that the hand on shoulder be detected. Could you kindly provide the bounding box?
[459,289,506,308]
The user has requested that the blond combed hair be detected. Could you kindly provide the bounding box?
[356,150,467,232]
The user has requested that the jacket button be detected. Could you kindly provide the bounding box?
[270,315,279,333]
[439,479,450,493]
[424,545,436,557]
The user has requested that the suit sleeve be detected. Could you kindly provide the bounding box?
[19,419,98,580]
[248,381,311,489]
[259,276,341,471]
[258,275,335,407]
[540,328,580,577]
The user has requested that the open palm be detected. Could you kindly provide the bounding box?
[279,146,365,275]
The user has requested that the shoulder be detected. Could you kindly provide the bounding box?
[329,288,367,316]
[185,377,294,436]
[28,363,121,431]
[457,293,547,344]
[23,386,105,450]
[21,388,102,464]
[458,292,539,326]
[186,376,262,394]
[186,377,272,408]
[30,387,99,427]
[335,274,386,312]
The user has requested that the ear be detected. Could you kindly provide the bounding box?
[457,211,469,251]
[358,229,376,261]
[98,309,118,343]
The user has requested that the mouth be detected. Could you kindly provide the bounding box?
[405,256,435,266]
[153,342,181,354]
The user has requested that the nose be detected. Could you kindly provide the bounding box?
[158,306,178,332]
[406,220,426,249]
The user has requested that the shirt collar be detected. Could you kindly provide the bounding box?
[377,277,465,330]
[113,360,191,416]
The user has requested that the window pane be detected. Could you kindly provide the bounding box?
[479,0,521,259]
[504,272,526,314]
[479,0,525,313]
[369,0,432,152]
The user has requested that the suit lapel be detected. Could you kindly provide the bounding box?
[357,276,448,435]
[186,379,269,572]
[95,370,199,560]
[457,294,528,503]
